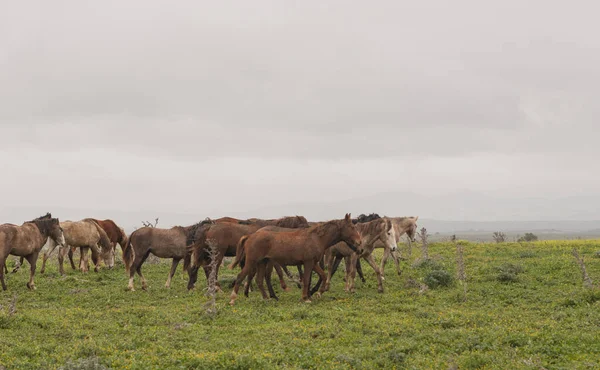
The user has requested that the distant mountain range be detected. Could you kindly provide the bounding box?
[3,191,599,236]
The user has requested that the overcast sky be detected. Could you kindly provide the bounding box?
[1,1,599,225]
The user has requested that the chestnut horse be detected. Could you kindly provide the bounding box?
[123,220,210,291]
[39,219,114,275]
[325,217,396,293]
[187,216,309,291]
[229,214,362,304]
[0,213,66,290]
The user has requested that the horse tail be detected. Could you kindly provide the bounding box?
[229,236,249,270]
[122,232,136,274]
[117,227,129,253]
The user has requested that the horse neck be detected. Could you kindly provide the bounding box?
[393,218,414,238]
[355,222,380,248]
[311,221,343,249]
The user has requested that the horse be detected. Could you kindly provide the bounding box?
[84,218,128,259]
[187,216,309,291]
[0,213,66,290]
[378,216,418,279]
[39,219,114,275]
[324,217,396,293]
[123,220,210,291]
[229,214,362,304]
[214,216,309,228]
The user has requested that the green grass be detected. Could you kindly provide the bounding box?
[1,240,600,369]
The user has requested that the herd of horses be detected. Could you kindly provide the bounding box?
[0,212,418,304]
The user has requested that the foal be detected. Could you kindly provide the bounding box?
[325,217,396,293]
[229,214,362,304]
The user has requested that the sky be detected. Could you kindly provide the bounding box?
[1,1,599,227]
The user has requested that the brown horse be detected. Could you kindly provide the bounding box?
[40,219,114,275]
[123,220,210,291]
[214,216,309,228]
[0,213,66,290]
[378,216,418,279]
[229,214,362,304]
[187,216,309,291]
[325,217,396,293]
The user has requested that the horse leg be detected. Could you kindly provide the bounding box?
[301,261,314,303]
[26,252,39,290]
[12,257,23,273]
[273,263,289,292]
[57,245,70,276]
[391,249,402,276]
[281,265,294,279]
[0,255,7,290]
[91,244,100,272]
[137,251,151,290]
[330,254,343,281]
[364,254,384,293]
[347,254,358,293]
[344,256,352,292]
[69,247,77,270]
[79,247,89,273]
[230,263,254,305]
[380,247,391,280]
[265,262,279,300]
[244,268,256,297]
[40,239,59,274]
[255,262,269,300]
[313,262,329,298]
[165,258,181,288]
[356,258,366,283]
[325,255,342,292]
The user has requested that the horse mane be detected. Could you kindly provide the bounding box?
[185,218,215,245]
[353,213,380,224]
[30,213,52,222]
[238,220,253,225]
[27,214,57,236]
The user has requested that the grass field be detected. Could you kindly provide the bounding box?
[1,240,600,369]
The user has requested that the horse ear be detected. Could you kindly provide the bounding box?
[345,213,351,221]
[414,216,419,222]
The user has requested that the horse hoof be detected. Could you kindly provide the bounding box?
[314,292,322,299]
[284,287,291,292]
[378,288,384,293]
[229,300,236,306]
[27,283,36,291]
[304,299,312,304]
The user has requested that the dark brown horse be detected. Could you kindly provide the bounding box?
[229,214,362,304]
[0,213,66,290]
[187,216,309,291]
[123,220,210,291]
